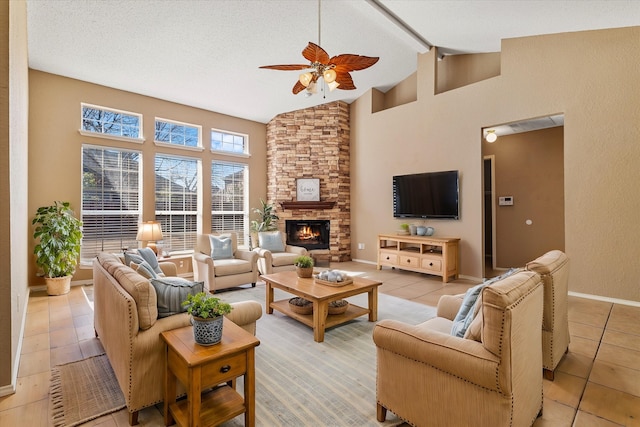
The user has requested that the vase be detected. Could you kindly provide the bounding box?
[409,225,417,235]
[296,266,313,278]
[191,315,224,346]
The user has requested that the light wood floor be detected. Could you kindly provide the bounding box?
[1,261,639,426]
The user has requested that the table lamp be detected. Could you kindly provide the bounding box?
[136,221,164,255]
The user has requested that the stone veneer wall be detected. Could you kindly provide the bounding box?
[265,101,351,261]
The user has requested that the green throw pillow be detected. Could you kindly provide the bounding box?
[150,277,204,318]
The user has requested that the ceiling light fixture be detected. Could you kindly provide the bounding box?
[259,0,379,97]
[485,129,497,143]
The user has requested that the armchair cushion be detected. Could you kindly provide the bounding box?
[150,277,204,318]
[210,235,233,260]
[258,231,285,252]
[213,258,253,276]
[271,252,300,267]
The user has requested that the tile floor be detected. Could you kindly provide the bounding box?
[1,261,639,426]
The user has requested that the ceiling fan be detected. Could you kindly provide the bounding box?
[259,0,379,96]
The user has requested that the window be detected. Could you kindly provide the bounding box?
[211,161,248,246]
[80,103,142,141]
[81,145,142,263]
[155,154,200,253]
[211,129,247,155]
[155,118,202,149]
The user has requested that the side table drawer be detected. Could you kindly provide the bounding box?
[201,352,247,388]
[421,257,442,273]
[399,255,419,268]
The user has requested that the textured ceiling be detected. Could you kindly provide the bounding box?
[26,0,640,124]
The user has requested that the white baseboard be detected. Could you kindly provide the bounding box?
[568,291,640,308]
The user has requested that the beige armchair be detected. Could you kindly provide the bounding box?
[192,232,259,293]
[374,270,544,427]
[252,230,308,275]
[526,250,570,380]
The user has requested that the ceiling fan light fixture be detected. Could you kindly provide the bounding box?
[299,72,313,87]
[327,80,340,92]
[306,81,318,94]
[323,68,337,83]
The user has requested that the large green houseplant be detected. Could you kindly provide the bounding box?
[32,201,83,295]
[249,199,279,249]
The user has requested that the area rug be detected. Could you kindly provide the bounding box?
[50,353,125,427]
[216,284,437,426]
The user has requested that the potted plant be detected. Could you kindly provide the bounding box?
[249,199,279,249]
[32,201,83,296]
[294,255,314,278]
[182,292,233,345]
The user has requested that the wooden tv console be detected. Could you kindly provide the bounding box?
[377,234,460,283]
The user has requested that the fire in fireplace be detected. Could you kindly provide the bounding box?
[285,220,330,251]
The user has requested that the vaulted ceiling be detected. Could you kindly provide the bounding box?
[26,0,640,124]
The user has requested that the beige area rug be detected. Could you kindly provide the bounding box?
[50,354,125,427]
[217,285,437,426]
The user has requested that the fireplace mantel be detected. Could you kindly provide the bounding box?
[280,201,336,210]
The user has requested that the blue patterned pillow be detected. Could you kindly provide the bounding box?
[258,231,285,252]
[137,247,163,275]
[210,235,233,260]
[150,277,204,318]
[131,260,158,279]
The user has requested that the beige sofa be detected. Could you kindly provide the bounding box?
[93,252,263,425]
[374,270,544,427]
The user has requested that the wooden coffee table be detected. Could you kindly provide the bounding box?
[161,318,260,427]
[261,271,382,342]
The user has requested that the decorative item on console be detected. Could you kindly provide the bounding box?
[416,226,435,236]
[294,255,315,278]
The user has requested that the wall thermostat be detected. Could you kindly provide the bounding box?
[498,196,514,206]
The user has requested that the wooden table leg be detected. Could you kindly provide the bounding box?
[312,300,329,342]
[368,287,378,322]
[164,349,176,426]
[188,366,202,427]
[266,281,274,314]
[245,347,256,427]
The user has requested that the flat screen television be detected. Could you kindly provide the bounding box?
[393,170,460,219]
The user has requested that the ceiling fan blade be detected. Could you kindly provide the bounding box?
[334,72,356,90]
[330,54,379,72]
[259,64,312,71]
[302,42,330,64]
[292,80,306,94]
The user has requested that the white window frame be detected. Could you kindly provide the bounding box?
[211,160,249,247]
[154,154,201,254]
[210,128,250,158]
[154,117,204,152]
[79,103,144,143]
[80,144,142,264]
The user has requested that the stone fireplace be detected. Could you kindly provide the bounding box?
[285,220,330,251]
[265,101,351,261]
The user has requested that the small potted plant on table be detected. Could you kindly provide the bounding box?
[182,292,233,346]
[294,255,314,278]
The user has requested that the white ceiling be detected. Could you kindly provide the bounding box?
[26,0,640,124]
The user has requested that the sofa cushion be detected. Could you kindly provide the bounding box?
[210,235,233,260]
[271,252,299,267]
[213,258,252,276]
[124,248,164,276]
[150,277,204,318]
[258,231,285,253]
[98,253,158,330]
[130,260,158,279]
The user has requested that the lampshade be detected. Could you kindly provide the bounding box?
[136,221,163,254]
[299,72,313,87]
[322,68,337,83]
[327,80,340,92]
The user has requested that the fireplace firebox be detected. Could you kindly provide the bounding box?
[285,220,330,251]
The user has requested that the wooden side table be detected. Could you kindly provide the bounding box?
[161,319,260,427]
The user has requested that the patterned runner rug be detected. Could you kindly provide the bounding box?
[50,353,125,427]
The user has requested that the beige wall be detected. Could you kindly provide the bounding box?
[28,71,267,284]
[1,0,30,393]
[351,27,640,302]
[484,126,565,267]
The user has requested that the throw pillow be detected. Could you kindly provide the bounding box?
[210,235,233,260]
[258,231,285,252]
[137,247,163,275]
[150,277,204,318]
[130,260,158,279]
[450,268,520,338]
[124,251,145,268]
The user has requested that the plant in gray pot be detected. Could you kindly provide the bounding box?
[32,201,83,296]
[182,292,233,346]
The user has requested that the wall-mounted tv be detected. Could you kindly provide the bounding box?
[393,170,460,219]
